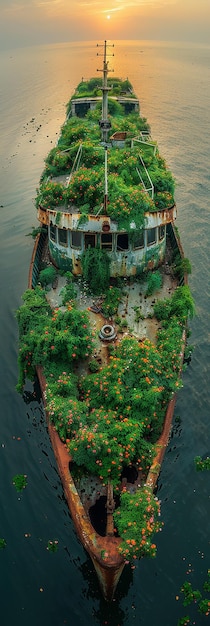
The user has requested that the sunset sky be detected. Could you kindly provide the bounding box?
[0,0,209,50]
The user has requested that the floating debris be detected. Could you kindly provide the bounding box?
[12,474,27,492]
[47,539,59,553]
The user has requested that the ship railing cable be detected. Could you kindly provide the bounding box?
[66,143,83,186]
[131,134,157,156]
[136,155,154,199]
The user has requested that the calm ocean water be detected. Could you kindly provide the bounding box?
[0,40,210,626]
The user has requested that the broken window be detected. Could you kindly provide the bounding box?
[71,231,82,249]
[147,228,157,246]
[159,225,165,241]
[132,230,144,249]
[50,223,56,242]
[117,233,128,251]
[101,233,112,251]
[84,234,96,249]
[58,228,68,247]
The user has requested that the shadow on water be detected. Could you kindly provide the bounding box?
[22,375,43,407]
[77,555,133,625]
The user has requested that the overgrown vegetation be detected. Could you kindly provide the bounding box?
[81,247,110,294]
[16,276,194,561]
[154,285,195,322]
[36,77,175,228]
[16,75,194,565]
[173,254,192,280]
[146,270,162,296]
[113,487,163,560]
[39,266,57,287]
[16,286,94,392]
[101,285,122,317]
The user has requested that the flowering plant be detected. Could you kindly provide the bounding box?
[16,286,95,391]
[35,181,66,209]
[113,487,163,561]
[66,167,104,210]
[154,190,174,209]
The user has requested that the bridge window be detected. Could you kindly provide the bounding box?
[117,233,128,251]
[147,228,157,246]
[50,223,56,242]
[101,233,112,251]
[133,231,144,249]
[71,231,82,249]
[58,228,68,247]
[159,225,165,241]
[85,234,96,249]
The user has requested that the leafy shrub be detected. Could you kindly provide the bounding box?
[113,487,163,561]
[73,331,184,485]
[170,285,195,320]
[101,286,121,317]
[153,298,172,320]
[46,394,88,442]
[61,281,77,304]
[173,255,192,279]
[35,181,66,209]
[39,266,57,287]
[154,285,195,322]
[146,270,162,296]
[67,166,104,210]
[68,406,152,486]
[151,165,175,195]
[81,247,110,295]
[154,191,174,209]
[16,287,95,391]
[88,359,100,373]
[44,147,71,176]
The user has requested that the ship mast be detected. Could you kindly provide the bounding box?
[97,40,114,143]
[97,41,114,213]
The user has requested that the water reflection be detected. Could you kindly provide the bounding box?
[78,556,133,625]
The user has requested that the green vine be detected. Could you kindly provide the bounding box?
[81,246,110,294]
[55,211,62,225]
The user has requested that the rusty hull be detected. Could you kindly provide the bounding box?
[36,359,184,600]
[36,367,124,601]
[29,230,186,600]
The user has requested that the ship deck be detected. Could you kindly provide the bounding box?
[41,242,178,527]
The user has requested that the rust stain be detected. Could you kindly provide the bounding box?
[36,366,124,600]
